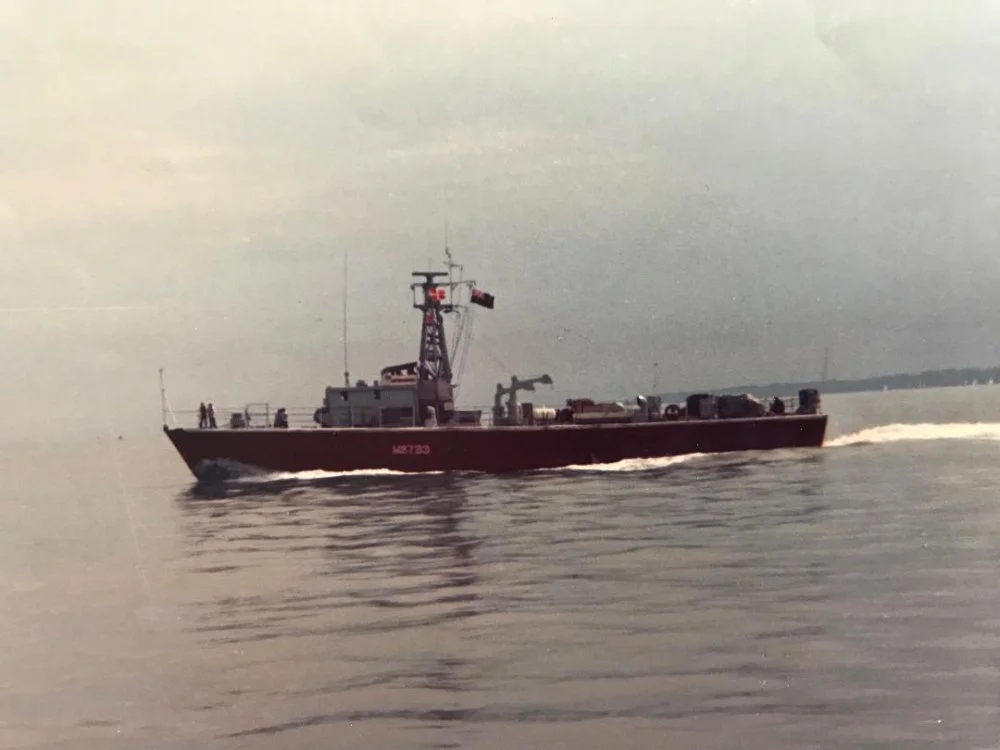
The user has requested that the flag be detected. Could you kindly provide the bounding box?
[470,288,495,309]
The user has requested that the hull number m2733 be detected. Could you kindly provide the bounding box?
[392,444,431,456]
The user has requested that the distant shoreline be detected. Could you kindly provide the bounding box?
[655,366,1000,403]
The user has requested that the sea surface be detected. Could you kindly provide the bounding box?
[3,387,1000,749]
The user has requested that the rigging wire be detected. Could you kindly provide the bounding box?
[452,301,476,386]
[467,328,514,377]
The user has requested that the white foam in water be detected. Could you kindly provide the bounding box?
[826,422,1000,448]
[562,453,708,473]
[244,468,443,482]
[236,455,705,482]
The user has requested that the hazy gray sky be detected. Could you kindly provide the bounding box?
[2,0,1000,440]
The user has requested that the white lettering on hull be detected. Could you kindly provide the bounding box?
[391,444,431,455]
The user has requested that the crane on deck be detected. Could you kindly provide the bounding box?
[493,374,554,425]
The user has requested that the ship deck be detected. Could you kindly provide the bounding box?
[166,413,824,433]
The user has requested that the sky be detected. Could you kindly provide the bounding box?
[2,0,1000,441]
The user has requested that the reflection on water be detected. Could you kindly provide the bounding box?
[166,452,849,745]
[175,474,491,742]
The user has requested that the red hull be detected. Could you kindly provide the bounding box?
[164,414,828,479]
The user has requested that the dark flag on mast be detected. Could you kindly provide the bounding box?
[470,288,495,309]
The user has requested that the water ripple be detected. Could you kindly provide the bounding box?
[151,437,1000,747]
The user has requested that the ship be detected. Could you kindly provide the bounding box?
[163,259,828,480]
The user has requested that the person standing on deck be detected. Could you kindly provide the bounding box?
[198,402,208,428]
[207,403,217,428]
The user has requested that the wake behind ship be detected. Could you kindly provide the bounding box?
[163,261,827,479]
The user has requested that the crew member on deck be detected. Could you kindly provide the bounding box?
[198,402,208,428]
[770,396,785,415]
[207,403,217,428]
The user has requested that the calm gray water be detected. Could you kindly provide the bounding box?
[4,387,1000,749]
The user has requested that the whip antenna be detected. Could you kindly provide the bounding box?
[343,252,350,387]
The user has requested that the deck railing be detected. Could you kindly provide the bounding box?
[168,394,808,430]
[170,405,324,430]
[171,404,504,430]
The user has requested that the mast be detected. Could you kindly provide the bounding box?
[407,253,490,424]
[343,252,350,387]
[411,271,454,383]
